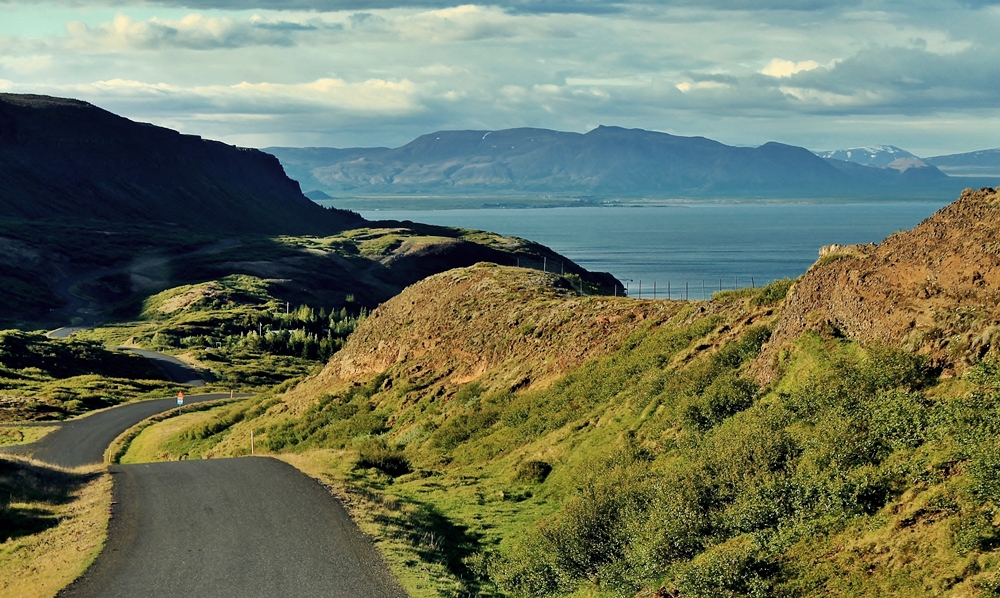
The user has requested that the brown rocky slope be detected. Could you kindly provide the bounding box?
[758,187,1000,380]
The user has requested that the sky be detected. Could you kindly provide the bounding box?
[0,0,997,156]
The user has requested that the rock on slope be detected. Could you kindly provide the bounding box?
[0,93,360,234]
[758,187,1000,379]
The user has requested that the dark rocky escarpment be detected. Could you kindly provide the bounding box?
[0,94,361,234]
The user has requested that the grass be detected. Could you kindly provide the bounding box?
[130,271,789,597]
[0,457,111,598]
[0,426,57,447]
[0,330,176,422]
[106,398,250,465]
[237,274,1000,596]
[77,266,1000,597]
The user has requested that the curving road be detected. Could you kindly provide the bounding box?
[118,347,207,387]
[62,458,403,598]
[4,394,405,597]
[0,394,231,468]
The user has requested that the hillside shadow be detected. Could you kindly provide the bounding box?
[0,457,97,542]
[349,473,488,596]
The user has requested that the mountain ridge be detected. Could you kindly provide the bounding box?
[0,93,361,235]
[267,125,957,198]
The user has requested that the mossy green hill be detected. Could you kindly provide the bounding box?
[120,189,1000,597]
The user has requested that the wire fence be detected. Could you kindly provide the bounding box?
[622,277,762,301]
[514,256,767,301]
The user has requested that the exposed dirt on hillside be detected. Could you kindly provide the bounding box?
[275,263,778,420]
[281,265,690,410]
[758,187,1000,381]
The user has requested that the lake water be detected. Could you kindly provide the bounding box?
[359,201,949,299]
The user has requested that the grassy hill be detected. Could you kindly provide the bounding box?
[0,330,173,422]
[114,189,1000,597]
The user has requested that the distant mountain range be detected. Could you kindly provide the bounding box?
[266,126,985,199]
[925,149,1000,177]
[0,93,361,234]
[816,145,1000,178]
[814,145,919,167]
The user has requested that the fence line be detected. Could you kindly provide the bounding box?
[621,276,759,300]
[514,257,766,300]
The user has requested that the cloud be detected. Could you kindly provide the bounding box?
[0,54,52,74]
[675,80,729,92]
[566,76,651,87]
[760,58,821,78]
[0,0,876,14]
[64,13,330,51]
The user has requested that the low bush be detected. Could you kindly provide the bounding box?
[514,461,552,484]
[355,437,411,477]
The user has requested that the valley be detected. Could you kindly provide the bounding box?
[4,92,1000,598]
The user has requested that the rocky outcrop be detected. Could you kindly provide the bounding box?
[758,188,1000,380]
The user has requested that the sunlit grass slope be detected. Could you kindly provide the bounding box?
[122,262,1000,597]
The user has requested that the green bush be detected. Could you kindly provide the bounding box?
[682,374,759,431]
[752,278,794,306]
[432,408,501,451]
[672,536,774,598]
[355,437,411,476]
[515,460,553,484]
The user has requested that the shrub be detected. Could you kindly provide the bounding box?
[752,278,794,305]
[515,460,553,484]
[683,374,759,431]
[432,408,500,451]
[355,437,411,477]
[671,536,774,598]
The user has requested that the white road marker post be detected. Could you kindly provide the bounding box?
[251,430,255,455]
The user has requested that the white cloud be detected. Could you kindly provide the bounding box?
[0,54,52,74]
[64,13,316,51]
[392,5,519,42]
[565,76,652,87]
[760,58,821,78]
[230,77,418,113]
[417,64,456,76]
[676,80,729,93]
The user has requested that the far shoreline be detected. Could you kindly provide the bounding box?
[315,194,957,212]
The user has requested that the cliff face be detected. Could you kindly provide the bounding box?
[758,187,1000,379]
[0,94,361,234]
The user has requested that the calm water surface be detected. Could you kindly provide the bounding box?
[360,202,948,298]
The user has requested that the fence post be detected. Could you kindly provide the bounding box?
[668,280,671,300]
[752,276,755,289]
[686,281,689,301]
